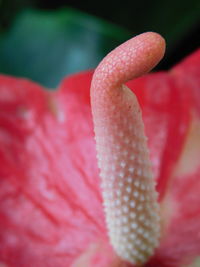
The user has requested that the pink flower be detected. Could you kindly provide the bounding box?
[0,32,199,267]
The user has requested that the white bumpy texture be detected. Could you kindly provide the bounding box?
[94,85,160,265]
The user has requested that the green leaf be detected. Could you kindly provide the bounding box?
[0,8,130,88]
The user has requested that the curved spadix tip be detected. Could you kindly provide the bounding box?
[91,32,165,91]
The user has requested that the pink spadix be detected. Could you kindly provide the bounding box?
[91,32,165,265]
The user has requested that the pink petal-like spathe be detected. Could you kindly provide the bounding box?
[0,38,199,267]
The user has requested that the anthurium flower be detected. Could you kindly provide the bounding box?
[0,32,199,267]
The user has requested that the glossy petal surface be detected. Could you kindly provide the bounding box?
[0,49,199,267]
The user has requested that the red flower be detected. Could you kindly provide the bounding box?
[0,32,199,267]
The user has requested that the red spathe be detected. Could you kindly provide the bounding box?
[0,49,199,267]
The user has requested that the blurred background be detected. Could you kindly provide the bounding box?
[0,0,199,88]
